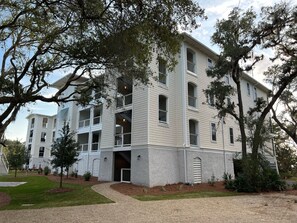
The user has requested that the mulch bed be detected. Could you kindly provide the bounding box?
[0,192,11,208]
[111,181,229,196]
[46,175,101,186]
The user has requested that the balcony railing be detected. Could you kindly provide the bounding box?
[91,143,99,151]
[116,93,132,108]
[79,143,88,152]
[115,133,131,147]
[121,168,131,183]
[79,119,90,128]
[93,116,101,125]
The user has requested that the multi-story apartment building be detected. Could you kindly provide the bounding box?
[25,33,276,187]
[25,114,56,169]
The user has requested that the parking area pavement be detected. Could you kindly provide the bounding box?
[1,183,297,223]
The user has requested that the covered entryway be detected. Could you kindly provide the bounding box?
[193,157,202,184]
[114,151,131,182]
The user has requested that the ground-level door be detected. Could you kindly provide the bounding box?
[114,151,131,182]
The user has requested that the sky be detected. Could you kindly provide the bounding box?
[5,0,291,142]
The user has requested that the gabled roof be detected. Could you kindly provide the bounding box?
[51,73,88,89]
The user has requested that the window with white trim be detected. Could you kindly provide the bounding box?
[211,123,217,142]
[229,127,234,144]
[189,120,198,146]
[208,58,213,68]
[158,59,167,85]
[159,95,168,123]
[41,132,46,142]
[253,87,257,100]
[188,83,197,108]
[187,49,195,73]
[207,93,215,107]
[247,83,250,96]
[39,147,45,157]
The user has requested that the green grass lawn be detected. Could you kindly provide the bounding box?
[0,174,112,210]
[134,191,238,201]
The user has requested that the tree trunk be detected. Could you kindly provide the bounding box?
[14,168,17,177]
[59,165,63,188]
[235,75,247,158]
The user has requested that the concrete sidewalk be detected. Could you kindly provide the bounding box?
[1,183,297,223]
[91,182,138,203]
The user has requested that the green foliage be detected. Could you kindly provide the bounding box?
[0,0,206,141]
[5,140,30,177]
[0,174,111,210]
[223,173,235,190]
[232,155,286,192]
[292,184,297,190]
[207,174,216,186]
[43,166,50,176]
[83,171,91,181]
[51,122,79,188]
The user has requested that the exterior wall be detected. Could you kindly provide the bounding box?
[24,34,275,187]
[25,114,56,169]
[98,150,113,181]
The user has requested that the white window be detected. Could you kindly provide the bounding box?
[187,49,195,73]
[227,97,231,107]
[229,128,234,144]
[253,87,257,100]
[247,83,250,96]
[208,58,213,68]
[225,76,230,85]
[211,123,217,142]
[189,120,198,146]
[188,83,197,108]
[41,132,46,142]
[207,93,215,107]
[158,59,167,85]
[31,118,35,128]
[159,95,168,123]
[39,147,45,157]
[42,118,48,128]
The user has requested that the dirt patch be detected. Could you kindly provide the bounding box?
[0,192,11,208]
[111,181,229,196]
[46,175,101,186]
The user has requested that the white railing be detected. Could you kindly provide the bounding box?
[79,119,90,128]
[115,133,131,147]
[93,116,101,125]
[0,152,9,173]
[121,168,131,183]
[79,143,89,152]
[116,93,132,108]
[91,143,99,151]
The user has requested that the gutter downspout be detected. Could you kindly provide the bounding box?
[181,43,188,183]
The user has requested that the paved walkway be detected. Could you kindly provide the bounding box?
[92,182,138,203]
[1,182,297,223]
[0,182,27,187]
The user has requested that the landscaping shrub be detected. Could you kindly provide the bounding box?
[71,170,78,178]
[292,184,297,190]
[44,166,51,176]
[231,155,286,192]
[208,174,216,186]
[83,171,91,181]
[223,172,235,190]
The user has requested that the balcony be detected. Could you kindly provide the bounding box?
[91,142,99,151]
[115,133,131,147]
[116,93,132,108]
[93,116,101,125]
[79,143,88,152]
[79,119,90,128]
